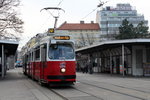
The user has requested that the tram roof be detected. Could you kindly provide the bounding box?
[76,39,150,52]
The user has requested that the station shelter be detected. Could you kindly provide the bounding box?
[0,40,18,78]
[76,39,150,76]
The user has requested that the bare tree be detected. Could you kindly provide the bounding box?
[0,0,23,40]
[80,33,86,46]
[87,33,95,45]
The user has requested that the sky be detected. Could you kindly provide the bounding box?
[18,0,150,49]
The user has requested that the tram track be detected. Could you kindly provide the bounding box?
[19,67,68,100]
[16,69,150,100]
[25,78,68,100]
[78,81,147,100]
[112,83,150,94]
[81,78,150,94]
[27,76,148,100]
[50,85,104,100]
[22,70,149,100]
[71,86,104,100]
[49,80,148,100]
[24,73,101,100]
[49,88,69,100]
[36,84,69,100]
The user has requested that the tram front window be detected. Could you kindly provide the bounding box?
[49,44,75,60]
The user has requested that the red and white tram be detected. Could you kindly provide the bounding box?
[22,35,76,85]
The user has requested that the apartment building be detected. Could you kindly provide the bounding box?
[56,21,100,48]
[96,3,148,40]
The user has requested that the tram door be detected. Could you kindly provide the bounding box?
[40,44,47,79]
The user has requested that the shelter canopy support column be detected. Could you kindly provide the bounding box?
[122,44,125,76]
[1,45,4,78]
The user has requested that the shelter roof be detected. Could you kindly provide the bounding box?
[76,39,150,52]
[0,39,19,56]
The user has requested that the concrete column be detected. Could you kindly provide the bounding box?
[1,45,4,78]
[122,44,125,76]
[109,50,112,74]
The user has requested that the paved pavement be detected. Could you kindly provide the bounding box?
[1,69,150,100]
[0,68,64,100]
[75,72,150,100]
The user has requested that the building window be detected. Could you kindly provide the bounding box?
[104,14,107,16]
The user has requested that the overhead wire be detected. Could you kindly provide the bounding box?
[46,0,64,18]
[82,7,98,19]
[82,0,108,20]
[56,0,64,16]
[38,0,64,32]
[57,0,64,7]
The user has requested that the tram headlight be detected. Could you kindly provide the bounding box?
[61,68,66,73]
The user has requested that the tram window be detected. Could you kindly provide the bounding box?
[51,44,58,49]
[49,44,75,60]
[29,53,32,61]
[35,48,40,60]
[32,52,34,61]
[26,55,28,62]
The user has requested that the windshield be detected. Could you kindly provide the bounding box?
[49,44,75,60]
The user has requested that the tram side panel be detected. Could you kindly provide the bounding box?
[34,61,41,80]
[31,62,35,79]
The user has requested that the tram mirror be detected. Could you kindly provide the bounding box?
[51,44,58,49]
[43,44,47,48]
[53,45,58,49]
[41,44,47,48]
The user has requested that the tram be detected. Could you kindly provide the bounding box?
[22,34,76,85]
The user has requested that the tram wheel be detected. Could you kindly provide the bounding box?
[38,79,48,87]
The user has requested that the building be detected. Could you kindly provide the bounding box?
[76,39,150,76]
[56,21,100,48]
[96,3,148,40]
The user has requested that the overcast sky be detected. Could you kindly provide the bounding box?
[19,0,149,49]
